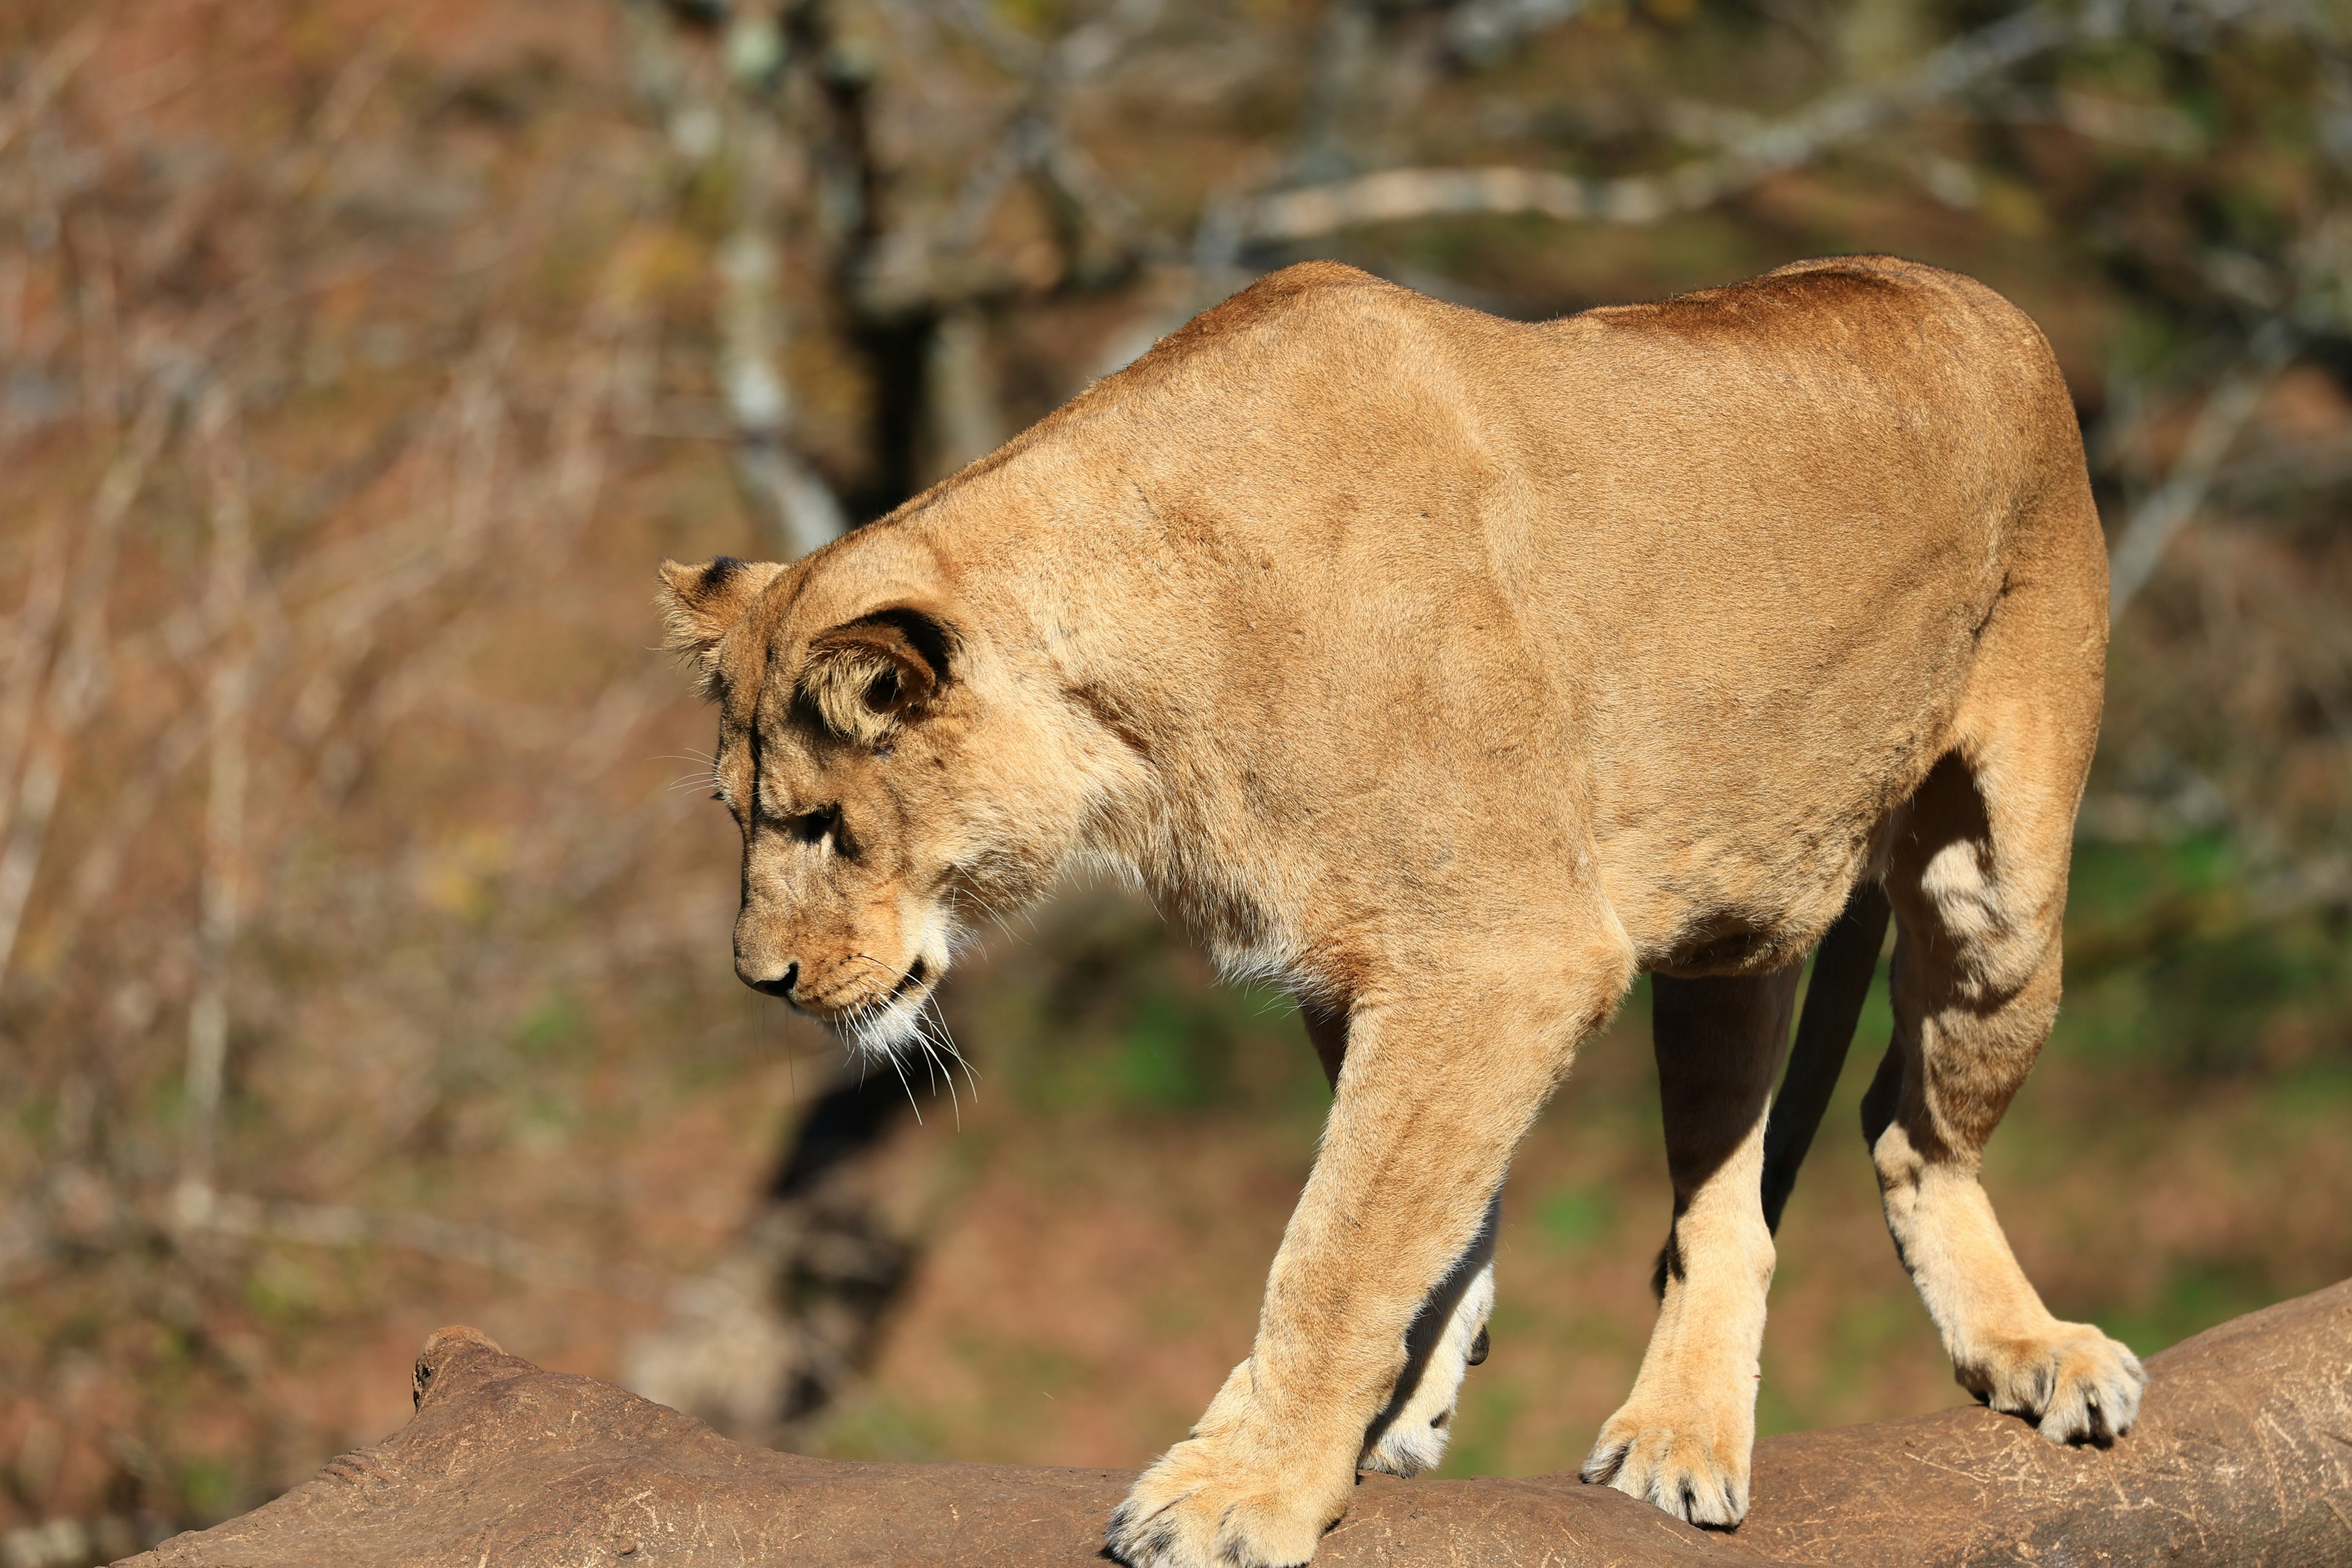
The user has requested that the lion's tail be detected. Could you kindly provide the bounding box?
[1760,881,1893,1234]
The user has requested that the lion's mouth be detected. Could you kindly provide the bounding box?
[831,955,930,1016]
[791,952,937,1034]
[831,958,945,1061]
[783,954,931,1017]
[889,956,929,999]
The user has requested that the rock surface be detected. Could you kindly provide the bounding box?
[127,1281,2352,1567]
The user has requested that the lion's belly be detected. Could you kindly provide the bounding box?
[1589,649,1975,973]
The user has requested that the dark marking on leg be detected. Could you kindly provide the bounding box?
[1762,881,1891,1233]
[1359,1192,1500,1458]
[1858,1038,1904,1150]
[1649,1223,1686,1302]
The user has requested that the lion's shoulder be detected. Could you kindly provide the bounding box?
[1136,262,1434,366]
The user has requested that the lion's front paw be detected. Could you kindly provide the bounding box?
[1959,1322,2146,1446]
[1578,1396,1751,1528]
[1106,1434,1346,1568]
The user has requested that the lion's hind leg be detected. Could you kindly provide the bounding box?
[1581,963,1798,1526]
[1868,622,2145,1444]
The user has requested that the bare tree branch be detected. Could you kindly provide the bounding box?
[718,227,850,556]
[1242,2,2073,241]
[1446,0,1593,66]
[176,385,255,1209]
[0,18,100,161]
[622,0,850,559]
[875,0,1172,309]
[922,304,1003,480]
[0,377,177,991]
[0,513,72,837]
[2106,319,2297,619]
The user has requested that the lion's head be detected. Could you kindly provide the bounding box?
[657,540,1110,1057]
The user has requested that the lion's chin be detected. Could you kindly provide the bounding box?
[829,971,945,1063]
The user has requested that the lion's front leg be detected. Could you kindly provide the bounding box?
[1107,967,1614,1568]
[1307,1009,1499,1483]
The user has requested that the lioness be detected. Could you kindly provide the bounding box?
[657,256,2143,1566]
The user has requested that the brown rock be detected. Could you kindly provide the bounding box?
[127,1281,2352,1567]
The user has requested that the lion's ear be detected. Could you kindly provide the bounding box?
[657,556,784,696]
[799,606,957,747]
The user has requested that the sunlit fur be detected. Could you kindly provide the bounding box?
[658,257,2133,1568]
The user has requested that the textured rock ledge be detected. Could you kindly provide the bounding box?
[127,1280,2352,1567]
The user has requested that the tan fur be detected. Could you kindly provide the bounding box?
[656,257,2138,1565]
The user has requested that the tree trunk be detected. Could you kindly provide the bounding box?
[129,1279,2352,1567]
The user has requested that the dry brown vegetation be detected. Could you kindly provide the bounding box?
[0,1,2347,1562]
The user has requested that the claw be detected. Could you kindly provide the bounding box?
[1577,1442,1627,1487]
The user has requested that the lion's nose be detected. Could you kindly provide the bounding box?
[745,960,799,1000]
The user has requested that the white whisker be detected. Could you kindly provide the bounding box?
[876,1018,922,1123]
[959,885,1020,944]
[924,992,979,1104]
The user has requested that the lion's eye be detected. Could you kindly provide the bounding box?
[786,805,839,845]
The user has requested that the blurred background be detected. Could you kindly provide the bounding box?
[1,0,2348,1560]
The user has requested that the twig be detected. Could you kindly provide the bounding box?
[2106,319,2297,620]
[178,386,255,1205]
[1446,0,1593,65]
[280,17,409,224]
[0,379,178,992]
[35,707,209,977]
[284,333,512,753]
[0,513,72,839]
[0,19,102,162]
